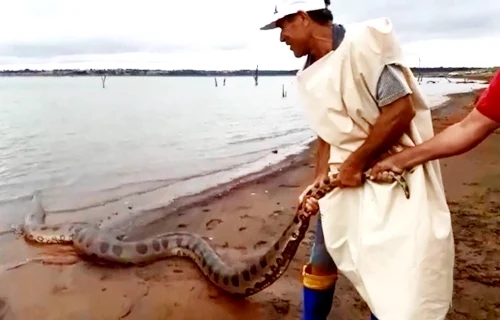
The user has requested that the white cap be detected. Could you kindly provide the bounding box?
[260,0,328,30]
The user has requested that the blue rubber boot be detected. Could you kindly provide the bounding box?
[301,264,337,320]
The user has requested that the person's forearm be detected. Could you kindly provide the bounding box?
[391,114,499,169]
[347,96,415,169]
[315,136,330,179]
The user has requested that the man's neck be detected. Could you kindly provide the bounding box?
[309,23,334,61]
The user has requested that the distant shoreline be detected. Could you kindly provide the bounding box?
[0,67,496,78]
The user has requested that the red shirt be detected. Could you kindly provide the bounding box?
[476,70,500,123]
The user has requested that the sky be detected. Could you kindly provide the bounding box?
[1,0,499,70]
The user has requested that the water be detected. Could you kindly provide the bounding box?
[0,75,487,230]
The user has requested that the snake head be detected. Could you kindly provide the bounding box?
[363,171,411,199]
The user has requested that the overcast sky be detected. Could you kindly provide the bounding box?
[1,0,499,70]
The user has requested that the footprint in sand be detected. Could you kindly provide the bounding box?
[177,223,188,228]
[254,240,267,250]
[270,210,283,217]
[205,219,223,230]
[0,297,9,318]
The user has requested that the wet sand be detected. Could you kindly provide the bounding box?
[0,89,499,320]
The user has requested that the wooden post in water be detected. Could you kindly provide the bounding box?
[282,84,287,98]
[215,77,218,87]
[417,57,423,83]
[254,65,259,86]
[101,75,107,88]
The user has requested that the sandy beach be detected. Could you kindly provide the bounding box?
[0,88,499,320]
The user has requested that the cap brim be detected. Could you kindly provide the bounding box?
[260,22,278,30]
[259,12,286,30]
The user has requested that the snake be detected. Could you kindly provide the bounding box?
[19,172,410,298]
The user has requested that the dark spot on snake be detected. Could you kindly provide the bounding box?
[314,181,320,188]
[306,189,313,196]
[245,288,255,295]
[176,238,183,247]
[202,258,207,268]
[323,177,331,184]
[259,256,267,268]
[136,243,148,254]
[231,275,239,287]
[316,190,325,198]
[250,265,257,275]
[152,240,160,251]
[37,236,43,242]
[74,227,82,234]
[51,226,60,231]
[273,242,280,250]
[276,257,284,267]
[112,245,123,256]
[99,242,110,254]
[208,266,213,275]
[191,242,200,254]
[293,216,299,224]
[40,226,48,231]
[161,239,169,249]
[90,253,99,260]
[242,270,250,281]
[213,272,219,283]
[186,239,195,250]
[223,276,229,285]
[264,273,275,283]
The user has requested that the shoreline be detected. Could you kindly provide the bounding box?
[0,78,488,234]
[1,87,499,319]
[114,88,482,237]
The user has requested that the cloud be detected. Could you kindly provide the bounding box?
[0,0,499,69]
[332,0,500,41]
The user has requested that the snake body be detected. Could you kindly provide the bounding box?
[20,173,410,297]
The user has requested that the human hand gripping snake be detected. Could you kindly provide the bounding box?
[15,171,410,297]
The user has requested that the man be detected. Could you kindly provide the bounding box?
[260,1,455,319]
[369,70,500,178]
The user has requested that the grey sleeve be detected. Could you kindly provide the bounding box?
[376,64,413,107]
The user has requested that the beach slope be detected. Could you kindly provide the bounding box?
[0,89,498,320]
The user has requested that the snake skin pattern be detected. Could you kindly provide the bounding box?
[20,173,410,297]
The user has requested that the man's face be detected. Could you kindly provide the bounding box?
[276,11,312,58]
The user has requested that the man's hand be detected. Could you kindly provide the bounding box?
[337,158,365,187]
[368,154,405,181]
[298,172,335,215]
[337,95,415,188]
[298,181,321,215]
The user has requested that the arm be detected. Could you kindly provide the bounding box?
[298,136,331,202]
[370,69,500,175]
[373,108,500,172]
[337,64,417,187]
[346,94,416,169]
[315,136,330,179]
